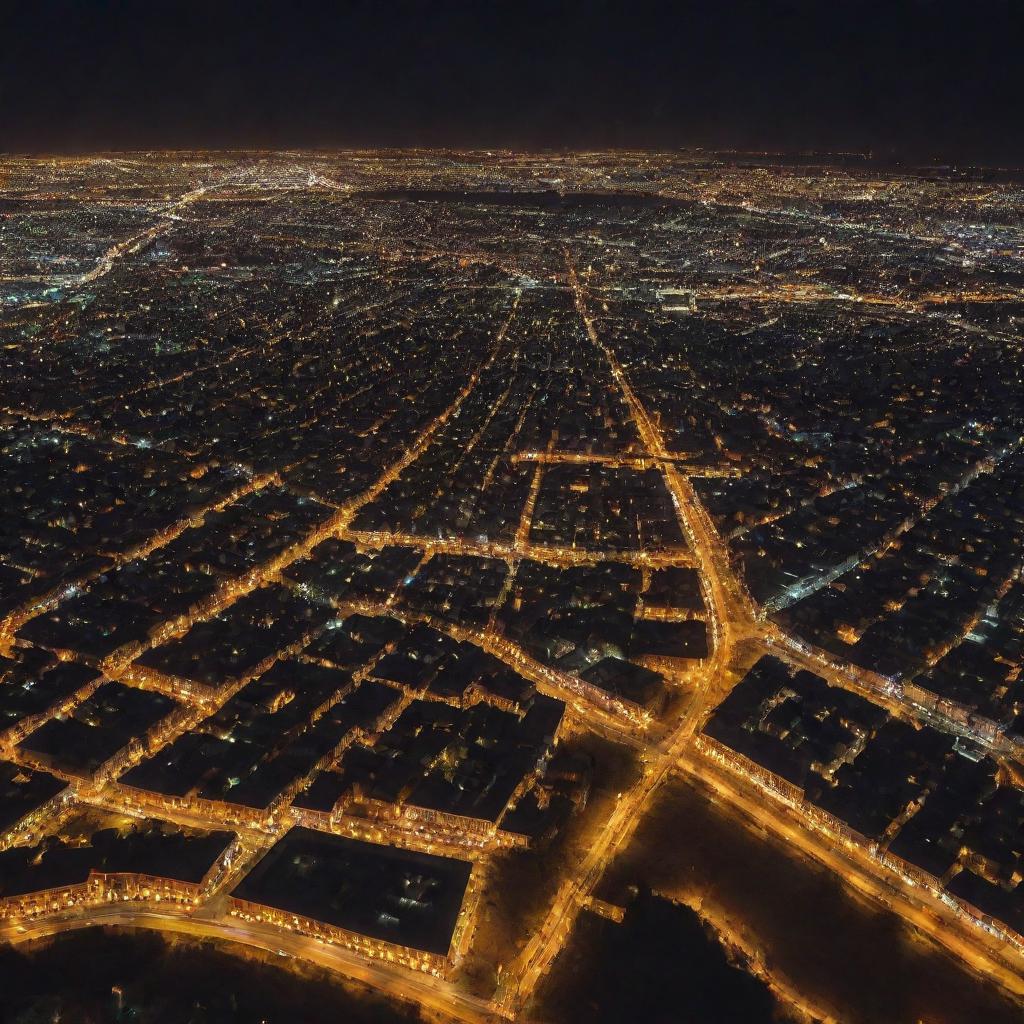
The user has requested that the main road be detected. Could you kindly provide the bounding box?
[1,905,501,1024]
[491,257,744,1015]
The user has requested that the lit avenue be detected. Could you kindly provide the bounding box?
[1,150,1024,1021]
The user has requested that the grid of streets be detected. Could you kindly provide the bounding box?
[1,151,1024,1020]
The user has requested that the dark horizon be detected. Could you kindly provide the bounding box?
[2,0,1022,164]
[4,144,1022,169]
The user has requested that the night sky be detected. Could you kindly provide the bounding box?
[2,0,1022,163]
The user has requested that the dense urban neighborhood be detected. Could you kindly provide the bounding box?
[2,150,1024,1021]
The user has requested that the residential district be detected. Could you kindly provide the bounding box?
[0,150,1023,1021]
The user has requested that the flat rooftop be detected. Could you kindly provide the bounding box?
[232,826,472,956]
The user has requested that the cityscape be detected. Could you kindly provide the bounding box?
[1,148,1024,1022]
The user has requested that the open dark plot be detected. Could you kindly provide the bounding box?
[536,895,780,1024]
[594,778,1024,1024]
